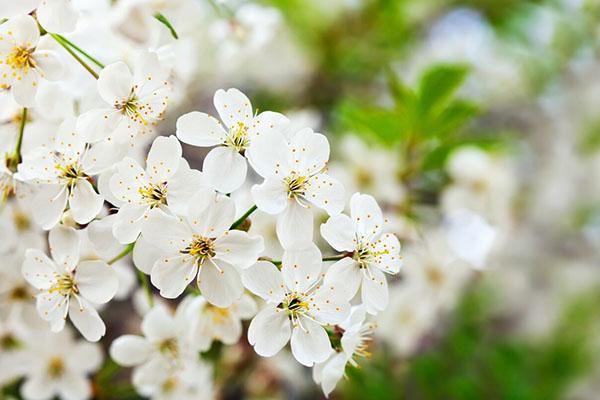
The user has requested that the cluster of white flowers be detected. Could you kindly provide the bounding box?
[0,3,405,399]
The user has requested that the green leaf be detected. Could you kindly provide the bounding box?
[336,101,406,146]
[418,64,470,115]
[154,13,179,39]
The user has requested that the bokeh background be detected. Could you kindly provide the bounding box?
[4,0,600,399]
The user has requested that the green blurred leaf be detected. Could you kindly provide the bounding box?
[418,64,470,115]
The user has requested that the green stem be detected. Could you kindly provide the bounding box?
[154,13,179,39]
[268,254,349,268]
[108,243,134,265]
[52,34,105,68]
[230,205,257,230]
[50,33,99,79]
[136,269,154,307]
[13,108,27,163]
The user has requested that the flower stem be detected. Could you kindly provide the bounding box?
[50,33,99,79]
[13,108,26,161]
[230,204,257,230]
[266,253,349,268]
[136,269,154,307]
[52,33,105,68]
[108,243,134,265]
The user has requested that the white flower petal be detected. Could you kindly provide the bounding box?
[150,255,197,299]
[247,131,291,178]
[141,208,191,252]
[133,236,163,274]
[31,184,67,229]
[247,306,290,357]
[145,135,181,183]
[11,69,39,107]
[109,335,152,367]
[166,160,209,216]
[281,243,322,293]
[305,173,345,215]
[198,259,243,307]
[112,205,147,244]
[350,192,384,241]
[247,111,289,139]
[57,373,91,400]
[49,225,80,271]
[290,318,332,366]
[69,180,103,225]
[176,111,226,147]
[214,230,264,269]
[188,191,235,238]
[4,15,39,47]
[22,249,56,290]
[213,88,253,129]
[37,0,79,33]
[241,261,286,302]
[319,352,347,397]
[251,178,287,214]
[323,257,361,301]
[361,267,388,314]
[34,49,64,81]
[289,128,329,176]
[276,201,313,249]
[76,260,118,304]
[68,299,106,342]
[371,233,403,274]
[97,61,133,105]
[140,305,176,342]
[203,146,247,194]
[320,214,355,252]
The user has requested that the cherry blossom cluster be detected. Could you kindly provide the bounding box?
[0,3,403,399]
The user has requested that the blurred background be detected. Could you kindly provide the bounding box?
[7,0,600,398]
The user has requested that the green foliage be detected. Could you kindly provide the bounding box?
[337,64,479,147]
[337,285,600,400]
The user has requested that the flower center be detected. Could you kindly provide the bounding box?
[13,210,31,232]
[279,293,310,320]
[139,182,168,207]
[158,338,179,359]
[47,357,65,378]
[115,92,149,126]
[0,173,15,202]
[207,304,230,325]
[181,236,216,262]
[353,243,373,269]
[162,376,179,393]
[225,122,249,153]
[8,285,29,301]
[49,273,78,296]
[285,174,308,200]
[6,46,35,71]
[425,266,445,287]
[55,162,83,188]
[0,333,19,350]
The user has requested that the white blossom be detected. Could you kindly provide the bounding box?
[321,193,402,314]
[22,225,118,341]
[176,87,288,193]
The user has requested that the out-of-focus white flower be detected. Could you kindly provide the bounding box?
[249,128,345,248]
[0,15,64,106]
[329,135,406,207]
[134,357,214,400]
[242,246,350,366]
[110,301,214,399]
[185,293,256,352]
[321,193,402,314]
[108,135,207,244]
[377,282,437,356]
[442,145,516,227]
[444,208,497,269]
[22,225,118,341]
[176,88,288,193]
[17,117,104,229]
[313,306,375,397]
[20,327,102,400]
[78,51,170,146]
[402,232,472,311]
[210,4,281,61]
[141,188,264,306]
[0,1,78,33]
